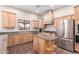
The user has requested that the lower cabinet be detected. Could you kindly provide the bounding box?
[38,38,49,53]
[7,35,12,47]
[12,34,20,45]
[7,32,33,47]
[33,36,49,54]
[33,36,39,52]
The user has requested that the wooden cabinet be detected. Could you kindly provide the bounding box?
[74,6,79,24]
[7,32,33,47]
[2,11,9,28]
[31,19,44,29]
[33,36,49,54]
[38,38,49,53]
[20,33,26,43]
[12,34,20,45]
[7,34,20,46]
[54,14,75,28]
[27,33,33,42]
[8,13,16,28]
[7,35,12,47]
[31,20,39,28]
[2,11,16,28]
[33,36,39,52]
[64,16,72,20]
[20,33,33,43]
[74,6,79,20]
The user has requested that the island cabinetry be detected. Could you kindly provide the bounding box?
[33,36,49,54]
[33,36,39,52]
[38,38,49,53]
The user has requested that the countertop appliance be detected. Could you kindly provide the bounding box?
[55,20,75,52]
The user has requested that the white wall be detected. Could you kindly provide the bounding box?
[0,5,39,29]
[53,6,74,18]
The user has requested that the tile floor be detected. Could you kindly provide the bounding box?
[7,42,74,54]
[8,42,38,54]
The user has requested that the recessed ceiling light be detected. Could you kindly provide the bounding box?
[36,5,40,13]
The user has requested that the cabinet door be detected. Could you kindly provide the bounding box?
[7,35,12,47]
[2,11,16,28]
[9,13,16,28]
[2,11,9,28]
[20,33,26,43]
[12,34,20,45]
[75,6,79,20]
[63,40,74,52]
[33,36,39,52]
[27,33,33,42]
[31,20,39,28]
[38,38,49,54]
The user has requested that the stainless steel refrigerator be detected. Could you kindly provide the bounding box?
[55,20,75,52]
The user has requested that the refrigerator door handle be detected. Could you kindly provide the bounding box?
[63,20,65,37]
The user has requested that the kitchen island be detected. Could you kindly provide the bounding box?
[0,29,38,54]
[33,33,57,54]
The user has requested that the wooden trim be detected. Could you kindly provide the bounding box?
[2,11,16,15]
[54,14,74,20]
[74,5,79,8]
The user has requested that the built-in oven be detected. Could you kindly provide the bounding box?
[75,24,79,43]
[77,24,79,33]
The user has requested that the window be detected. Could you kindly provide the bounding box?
[18,19,30,30]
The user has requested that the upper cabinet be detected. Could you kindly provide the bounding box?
[74,6,79,24]
[31,20,39,29]
[31,18,44,29]
[74,6,79,20]
[2,11,16,28]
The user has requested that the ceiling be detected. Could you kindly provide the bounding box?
[7,5,70,15]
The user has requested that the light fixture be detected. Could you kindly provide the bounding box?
[36,5,40,13]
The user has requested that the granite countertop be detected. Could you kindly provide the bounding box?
[0,29,38,34]
[34,33,58,41]
[44,28,57,32]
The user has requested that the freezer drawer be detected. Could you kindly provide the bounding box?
[63,39,74,52]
